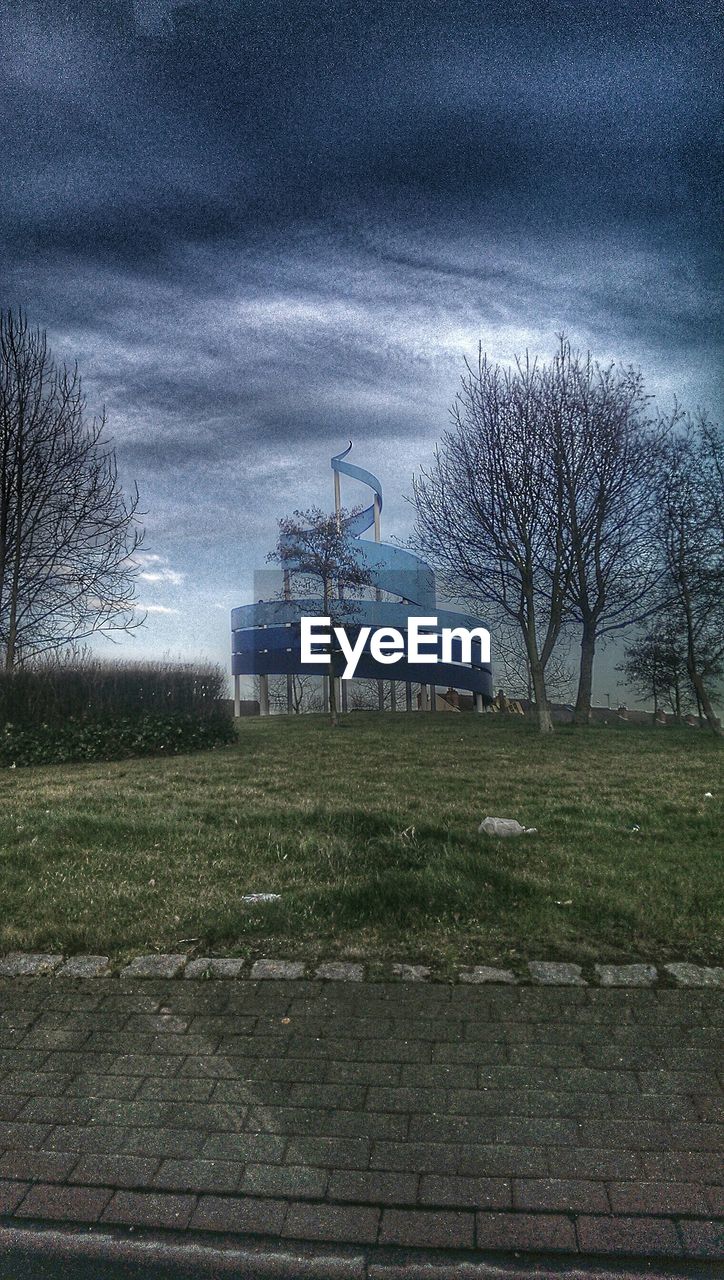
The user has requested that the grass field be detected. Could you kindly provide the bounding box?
[1,714,721,974]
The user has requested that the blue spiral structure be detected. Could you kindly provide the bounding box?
[232,445,493,708]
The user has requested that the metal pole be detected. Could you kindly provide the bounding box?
[429,684,436,712]
[334,469,342,531]
[284,569,293,715]
[234,674,241,718]
[373,492,384,711]
[334,458,345,714]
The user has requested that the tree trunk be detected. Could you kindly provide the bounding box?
[681,584,721,736]
[529,654,554,733]
[573,623,596,725]
[688,663,721,737]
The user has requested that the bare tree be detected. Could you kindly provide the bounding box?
[0,309,144,668]
[268,506,376,726]
[657,414,724,735]
[268,672,322,714]
[547,339,663,723]
[412,348,571,732]
[493,616,575,705]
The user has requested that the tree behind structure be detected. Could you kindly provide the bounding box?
[0,309,144,669]
[269,506,375,726]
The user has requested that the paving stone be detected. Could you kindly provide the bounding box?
[418,1175,511,1209]
[283,1202,381,1244]
[0,953,64,977]
[607,1180,709,1215]
[595,964,658,987]
[391,964,430,981]
[120,955,187,980]
[56,955,111,979]
[284,1137,371,1170]
[513,1177,609,1212]
[0,1180,30,1213]
[327,1171,419,1204]
[184,957,245,980]
[528,961,586,986]
[0,1121,53,1150]
[202,1132,287,1162]
[476,1211,576,1252]
[251,959,306,980]
[153,1158,242,1194]
[459,966,517,984]
[0,1150,80,1183]
[546,1149,642,1180]
[315,963,364,981]
[191,1193,288,1235]
[663,963,724,988]
[241,1163,328,1198]
[15,1182,113,1222]
[677,1219,724,1259]
[380,1208,475,1248]
[576,1213,682,1256]
[69,1155,160,1188]
[102,1189,196,1229]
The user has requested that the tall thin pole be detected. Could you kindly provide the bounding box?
[284,569,293,715]
[373,492,384,712]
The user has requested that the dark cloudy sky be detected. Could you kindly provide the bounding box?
[1,0,721,699]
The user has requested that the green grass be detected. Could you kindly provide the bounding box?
[0,714,721,974]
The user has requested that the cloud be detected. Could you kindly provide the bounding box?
[136,603,180,615]
[139,569,185,585]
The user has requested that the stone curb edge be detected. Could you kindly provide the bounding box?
[0,953,722,987]
[0,1221,712,1280]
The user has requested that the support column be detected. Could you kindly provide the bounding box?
[234,673,241,718]
[429,684,437,712]
[259,674,270,717]
[334,677,342,712]
[420,683,429,712]
[405,682,413,713]
[474,691,484,713]
[322,674,329,713]
[341,680,348,713]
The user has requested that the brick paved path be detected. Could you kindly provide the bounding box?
[0,978,721,1268]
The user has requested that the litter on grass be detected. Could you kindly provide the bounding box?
[478,817,537,838]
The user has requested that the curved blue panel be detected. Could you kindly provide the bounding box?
[232,445,493,703]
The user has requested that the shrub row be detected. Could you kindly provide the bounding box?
[0,710,237,769]
[0,660,227,728]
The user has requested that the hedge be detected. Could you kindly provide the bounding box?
[1,710,236,769]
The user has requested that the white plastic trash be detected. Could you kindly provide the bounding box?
[478,817,537,837]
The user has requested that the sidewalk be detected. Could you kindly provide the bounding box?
[0,976,721,1273]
